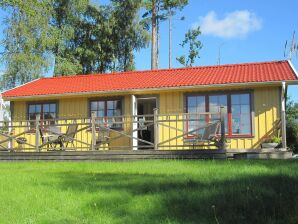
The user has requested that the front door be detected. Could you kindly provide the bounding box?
[131,95,157,150]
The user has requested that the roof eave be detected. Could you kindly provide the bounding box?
[3,80,298,101]
[1,78,41,95]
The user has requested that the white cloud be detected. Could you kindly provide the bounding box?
[193,10,262,38]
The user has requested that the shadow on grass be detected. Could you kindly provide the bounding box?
[50,169,298,224]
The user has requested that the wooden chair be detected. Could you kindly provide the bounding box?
[39,127,61,149]
[39,123,78,150]
[186,121,221,149]
[95,126,110,150]
[63,123,78,148]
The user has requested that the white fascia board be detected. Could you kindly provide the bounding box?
[288,60,298,79]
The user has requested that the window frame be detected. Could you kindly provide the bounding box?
[27,101,59,121]
[185,90,254,138]
[88,97,124,130]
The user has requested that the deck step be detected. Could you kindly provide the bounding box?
[233,151,293,159]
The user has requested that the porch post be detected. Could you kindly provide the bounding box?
[91,112,96,151]
[220,106,226,151]
[131,95,138,150]
[153,108,159,150]
[0,94,4,128]
[281,82,287,149]
[35,114,40,152]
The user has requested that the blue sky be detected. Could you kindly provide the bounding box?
[0,0,298,101]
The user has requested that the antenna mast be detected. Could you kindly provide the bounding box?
[217,43,224,65]
[285,31,298,61]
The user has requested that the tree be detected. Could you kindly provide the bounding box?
[151,0,158,70]
[0,0,149,87]
[1,0,55,89]
[142,0,188,69]
[70,4,114,74]
[51,0,89,76]
[176,27,202,67]
[111,0,150,72]
[163,0,188,68]
[286,98,298,152]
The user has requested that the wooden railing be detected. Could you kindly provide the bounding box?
[0,107,226,151]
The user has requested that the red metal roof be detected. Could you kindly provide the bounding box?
[2,60,298,98]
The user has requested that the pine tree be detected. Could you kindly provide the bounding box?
[142,0,188,69]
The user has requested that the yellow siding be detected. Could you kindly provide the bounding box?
[158,87,281,150]
[59,98,87,118]
[10,85,281,150]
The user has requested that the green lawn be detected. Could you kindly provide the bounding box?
[0,160,297,224]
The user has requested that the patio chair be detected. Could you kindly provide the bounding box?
[39,127,62,149]
[39,123,78,150]
[186,121,221,149]
[62,123,79,148]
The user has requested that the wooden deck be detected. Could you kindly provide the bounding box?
[0,150,227,161]
[0,148,293,161]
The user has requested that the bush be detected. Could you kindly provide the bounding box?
[286,120,298,153]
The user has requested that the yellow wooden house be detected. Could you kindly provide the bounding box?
[1,60,298,151]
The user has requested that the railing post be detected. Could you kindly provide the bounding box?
[35,114,40,152]
[220,106,226,151]
[154,108,159,150]
[8,120,12,150]
[91,112,96,151]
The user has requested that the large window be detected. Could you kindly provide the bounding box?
[209,95,228,134]
[187,96,206,134]
[28,102,57,121]
[90,99,122,128]
[186,92,252,137]
[231,93,251,135]
[28,102,57,127]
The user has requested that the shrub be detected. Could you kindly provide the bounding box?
[272,136,282,144]
[286,120,298,153]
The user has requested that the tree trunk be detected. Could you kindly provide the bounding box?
[151,0,157,70]
[168,9,172,68]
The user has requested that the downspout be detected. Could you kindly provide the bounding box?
[281,81,287,149]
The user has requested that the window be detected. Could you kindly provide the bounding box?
[90,99,122,128]
[28,102,57,126]
[209,95,228,134]
[186,92,252,137]
[231,93,251,135]
[187,96,206,134]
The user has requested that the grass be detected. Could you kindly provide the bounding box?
[0,160,297,224]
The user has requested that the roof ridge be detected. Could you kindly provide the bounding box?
[42,60,288,80]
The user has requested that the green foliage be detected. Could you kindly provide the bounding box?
[0,160,297,223]
[111,0,150,72]
[53,56,82,76]
[142,0,188,24]
[142,0,188,68]
[263,136,282,144]
[286,120,298,151]
[286,98,298,121]
[286,98,298,151]
[272,136,282,144]
[0,0,149,88]
[1,0,55,88]
[51,0,89,76]
[176,27,202,67]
